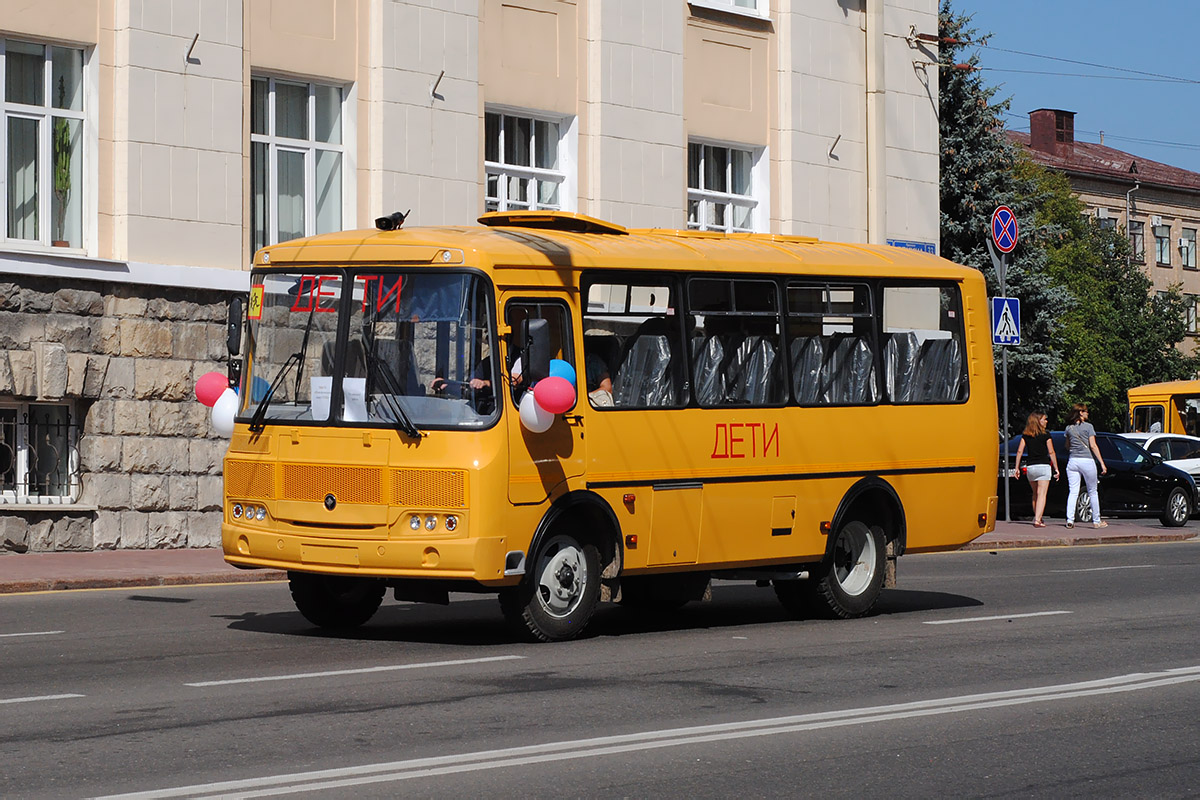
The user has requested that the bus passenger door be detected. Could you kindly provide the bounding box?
[503,296,586,504]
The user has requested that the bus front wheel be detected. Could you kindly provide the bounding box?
[500,534,600,642]
[288,571,385,630]
[775,521,885,619]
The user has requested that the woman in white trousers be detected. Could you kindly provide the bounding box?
[1064,403,1107,528]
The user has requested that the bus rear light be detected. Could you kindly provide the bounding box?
[978,512,988,527]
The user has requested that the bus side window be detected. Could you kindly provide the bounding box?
[583,277,686,409]
[880,284,967,404]
[504,300,573,407]
[786,282,878,406]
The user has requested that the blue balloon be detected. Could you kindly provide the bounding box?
[251,375,270,402]
[549,358,576,387]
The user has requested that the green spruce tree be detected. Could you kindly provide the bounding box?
[938,1,1072,431]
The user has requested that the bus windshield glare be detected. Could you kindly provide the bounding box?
[243,269,498,429]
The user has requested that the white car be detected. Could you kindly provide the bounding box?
[1120,432,1200,478]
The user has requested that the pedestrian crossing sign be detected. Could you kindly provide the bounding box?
[992,297,1020,346]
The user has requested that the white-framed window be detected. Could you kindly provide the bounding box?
[1130,220,1145,263]
[0,401,80,505]
[1154,224,1172,266]
[484,110,574,213]
[1182,228,1196,270]
[250,76,346,253]
[687,141,766,233]
[1,39,86,249]
[689,0,768,19]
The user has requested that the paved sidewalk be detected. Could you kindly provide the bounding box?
[0,518,1195,594]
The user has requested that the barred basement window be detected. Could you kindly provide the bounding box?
[0,402,80,504]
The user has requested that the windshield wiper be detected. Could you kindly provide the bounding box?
[247,351,298,433]
[360,317,422,439]
[248,301,318,434]
[361,345,422,439]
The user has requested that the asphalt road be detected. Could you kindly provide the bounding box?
[2,541,1199,798]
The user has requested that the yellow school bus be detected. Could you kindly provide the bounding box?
[1127,379,1200,435]
[222,211,998,642]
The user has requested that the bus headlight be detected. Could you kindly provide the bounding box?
[255,506,267,521]
[409,514,422,531]
[425,515,438,531]
[232,503,243,519]
[444,515,458,532]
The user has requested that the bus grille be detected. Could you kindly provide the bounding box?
[392,469,466,508]
[225,460,275,500]
[281,464,383,504]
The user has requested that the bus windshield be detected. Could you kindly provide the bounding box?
[244,269,498,430]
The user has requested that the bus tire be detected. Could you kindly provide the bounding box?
[288,571,385,630]
[1160,486,1191,527]
[499,534,600,642]
[806,520,886,619]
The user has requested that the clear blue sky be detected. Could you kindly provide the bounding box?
[950,0,1200,173]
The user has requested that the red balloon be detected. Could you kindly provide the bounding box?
[533,376,576,415]
[195,371,229,407]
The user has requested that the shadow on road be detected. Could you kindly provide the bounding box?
[217,583,985,646]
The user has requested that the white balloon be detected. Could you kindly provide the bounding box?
[518,389,554,433]
[211,388,238,437]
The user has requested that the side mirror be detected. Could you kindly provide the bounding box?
[1148,452,1164,467]
[227,297,243,356]
[518,318,551,384]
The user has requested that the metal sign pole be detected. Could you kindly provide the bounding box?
[988,237,1011,522]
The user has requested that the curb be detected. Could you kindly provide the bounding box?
[0,569,287,595]
[961,531,1198,551]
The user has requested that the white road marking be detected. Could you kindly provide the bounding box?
[98,665,1200,799]
[1049,565,1156,573]
[0,630,64,638]
[923,610,1072,625]
[0,693,84,706]
[184,655,526,687]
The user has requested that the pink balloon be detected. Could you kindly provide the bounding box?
[533,375,576,415]
[195,371,228,407]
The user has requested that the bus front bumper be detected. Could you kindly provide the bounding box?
[222,524,517,586]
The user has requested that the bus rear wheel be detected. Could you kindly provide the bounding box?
[775,521,885,619]
[288,571,385,630]
[500,534,600,642]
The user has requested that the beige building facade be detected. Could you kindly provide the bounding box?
[1011,109,1200,351]
[0,0,940,552]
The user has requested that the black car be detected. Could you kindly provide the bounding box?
[998,431,1197,526]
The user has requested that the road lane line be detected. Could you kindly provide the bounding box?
[0,630,64,638]
[923,610,1072,625]
[1049,565,1156,573]
[99,665,1200,799]
[184,655,526,687]
[0,693,84,706]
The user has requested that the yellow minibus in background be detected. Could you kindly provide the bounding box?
[222,211,999,642]
[1127,379,1200,435]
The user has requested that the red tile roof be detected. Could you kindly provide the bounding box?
[1007,131,1200,193]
